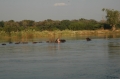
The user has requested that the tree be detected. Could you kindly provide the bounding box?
[21,20,34,27]
[58,20,71,30]
[102,8,120,31]
[0,21,4,27]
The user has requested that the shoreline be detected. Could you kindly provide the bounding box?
[0,30,120,42]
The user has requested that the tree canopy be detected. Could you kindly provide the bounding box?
[0,19,103,32]
[0,8,120,32]
[102,8,120,31]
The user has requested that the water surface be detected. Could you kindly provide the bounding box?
[0,37,120,79]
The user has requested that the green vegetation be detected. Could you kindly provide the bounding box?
[0,8,120,40]
[0,19,103,32]
[102,8,120,31]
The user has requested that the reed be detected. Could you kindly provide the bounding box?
[0,30,120,41]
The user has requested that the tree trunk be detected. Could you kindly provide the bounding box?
[112,25,116,31]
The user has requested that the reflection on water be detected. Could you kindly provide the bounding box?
[108,38,120,55]
[0,36,120,79]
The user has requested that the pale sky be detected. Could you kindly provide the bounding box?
[0,0,120,21]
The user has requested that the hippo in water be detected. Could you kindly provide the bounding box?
[47,38,66,43]
[86,37,91,41]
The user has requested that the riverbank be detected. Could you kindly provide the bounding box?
[0,29,120,42]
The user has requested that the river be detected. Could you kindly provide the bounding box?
[0,36,120,79]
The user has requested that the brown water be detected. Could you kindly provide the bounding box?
[0,36,120,79]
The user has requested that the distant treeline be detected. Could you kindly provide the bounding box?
[0,18,120,32]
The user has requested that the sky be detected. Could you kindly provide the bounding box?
[0,0,120,22]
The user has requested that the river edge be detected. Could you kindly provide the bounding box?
[0,30,120,42]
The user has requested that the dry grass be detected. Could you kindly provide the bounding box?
[0,29,120,42]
